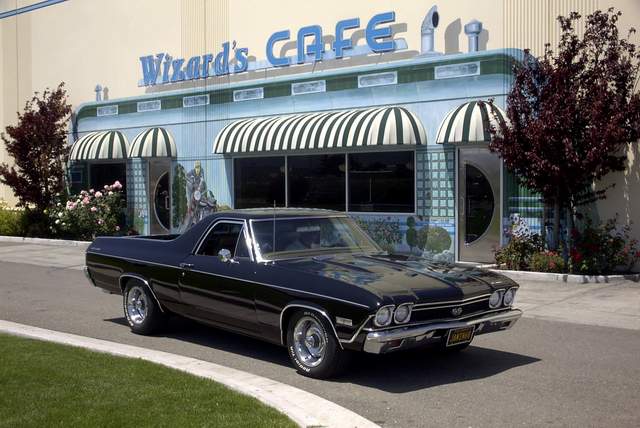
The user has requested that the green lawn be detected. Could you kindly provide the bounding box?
[0,334,296,428]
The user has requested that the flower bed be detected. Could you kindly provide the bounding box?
[48,181,126,241]
[494,215,640,275]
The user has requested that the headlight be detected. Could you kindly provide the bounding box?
[374,306,394,327]
[503,288,516,306]
[393,304,412,324]
[489,290,502,308]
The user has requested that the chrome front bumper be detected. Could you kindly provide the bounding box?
[83,266,96,287]
[363,308,523,354]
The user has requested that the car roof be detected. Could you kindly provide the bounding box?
[209,208,346,221]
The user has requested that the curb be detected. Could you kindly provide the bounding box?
[0,235,90,247]
[490,269,640,284]
[0,320,378,428]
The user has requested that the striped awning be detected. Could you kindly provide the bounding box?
[436,101,507,144]
[69,131,129,161]
[213,106,427,154]
[129,128,177,158]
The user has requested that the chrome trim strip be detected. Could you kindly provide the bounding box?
[247,215,378,263]
[279,304,344,350]
[251,214,347,223]
[87,251,370,309]
[363,309,523,353]
[412,293,491,308]
[412,299,490,312]
[83,266,96,287]
[192,218,254,262]
[364,307,512,332]
[339,315,374,344]
[118,273,165,313]
[373,304,395,327]
[393,303,413,324]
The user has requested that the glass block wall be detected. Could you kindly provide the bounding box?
[417,147,456,220]
[126,158,149,234]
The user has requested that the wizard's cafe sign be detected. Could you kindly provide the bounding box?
[139,11,401,86]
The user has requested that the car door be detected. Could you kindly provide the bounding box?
[178,219,259,334]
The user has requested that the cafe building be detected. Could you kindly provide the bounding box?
[67,7,541,264]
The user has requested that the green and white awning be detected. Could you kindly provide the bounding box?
[69,131,129,161]
[213,106,427,154]
[436,101,507,144]
[129,128,177,158]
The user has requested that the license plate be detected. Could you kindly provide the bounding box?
[446,326,475,347]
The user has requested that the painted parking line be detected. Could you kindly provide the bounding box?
[0,320,379,428]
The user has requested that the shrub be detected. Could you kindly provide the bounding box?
[495,234,544,270]
[495,214,544,270]
[530,251,566,273]
[49,181,126,241]
[570,217,640,274]
[0,200,23,236]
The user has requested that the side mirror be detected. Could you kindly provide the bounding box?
[218,248,233,263]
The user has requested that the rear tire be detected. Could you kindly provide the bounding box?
[123,280,166,335]
[286,310,350,379]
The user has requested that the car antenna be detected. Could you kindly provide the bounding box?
[272,200,276,256]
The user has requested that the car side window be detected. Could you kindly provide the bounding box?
[234,231,251,259]
[197,222,243,257]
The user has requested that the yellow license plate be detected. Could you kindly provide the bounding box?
[446,326,475,346]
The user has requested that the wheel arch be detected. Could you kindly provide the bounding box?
[119,273,165,313]
[279,302,343,350]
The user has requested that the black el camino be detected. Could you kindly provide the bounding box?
[84,209,522,378]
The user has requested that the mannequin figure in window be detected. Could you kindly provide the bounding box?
[184,160,217,229]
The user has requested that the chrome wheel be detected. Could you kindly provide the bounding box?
[126,285,148,325]
[292,316,326,368]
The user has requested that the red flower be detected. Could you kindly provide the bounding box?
[571,250,583,263]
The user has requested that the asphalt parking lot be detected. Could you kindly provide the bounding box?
[1,242,639,427]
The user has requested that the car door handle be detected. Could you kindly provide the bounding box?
[179,263,194,270]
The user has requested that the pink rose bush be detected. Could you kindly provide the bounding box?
[50,181,125,240]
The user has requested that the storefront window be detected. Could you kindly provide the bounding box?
[89,163,126,196]
[234,157,285,208]
[288,155,345,210]
[348,151,414,213]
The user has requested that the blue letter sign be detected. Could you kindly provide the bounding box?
[139,11,399,86]
[366,11,396,53]
[266,30,291,67]
[333,18,360,59]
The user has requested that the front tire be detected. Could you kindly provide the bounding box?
[286,310,350,379]
[123,281,166,335]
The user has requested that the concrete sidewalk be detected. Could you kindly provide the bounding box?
[1,240,638,331]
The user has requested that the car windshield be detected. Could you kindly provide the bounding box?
[251,216,380,260]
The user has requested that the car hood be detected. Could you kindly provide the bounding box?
[275,253,515,305]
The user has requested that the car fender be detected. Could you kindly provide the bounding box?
[119,273,165,313]
[279,301,343,349]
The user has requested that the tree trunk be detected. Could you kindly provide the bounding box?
[552,197,561,251]
[566,199,576,273]
[541,201,548,249]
